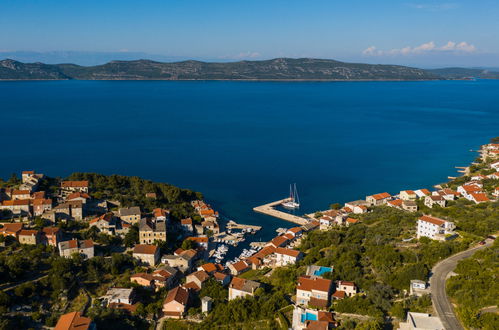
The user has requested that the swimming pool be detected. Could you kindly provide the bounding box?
[301,312,318,323]
[313,266,333,277]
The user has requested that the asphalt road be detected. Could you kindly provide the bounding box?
[430,240,494,330]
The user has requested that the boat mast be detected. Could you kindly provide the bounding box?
[294,183,300,205]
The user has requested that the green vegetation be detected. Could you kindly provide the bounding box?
[299,206,473,319]
[447,241,499,329]
[0,58,441,81]
[66,172,202,219]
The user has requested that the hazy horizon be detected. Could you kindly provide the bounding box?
[1,1,498,67]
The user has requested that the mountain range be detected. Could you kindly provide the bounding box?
[0,57,497,81]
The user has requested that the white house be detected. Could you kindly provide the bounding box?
[457,184,482,200]
[399,190,417,201]
[296,276,333,308]
[274,247,303,266]
[335,281,357,298]
[414,189,431,198]
[417,215,455,241]
[490,161,499,171]
[103,287,135,305]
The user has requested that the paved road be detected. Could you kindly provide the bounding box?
[430,240,493,330]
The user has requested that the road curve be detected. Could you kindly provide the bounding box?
[429,241,493,330]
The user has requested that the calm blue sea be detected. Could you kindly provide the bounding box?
[1,80,498,243]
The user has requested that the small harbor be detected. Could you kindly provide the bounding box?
[253,198,310,225]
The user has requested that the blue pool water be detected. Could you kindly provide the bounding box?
[1,80,498,242]
[313,266,333,277]
[301,312,318,323]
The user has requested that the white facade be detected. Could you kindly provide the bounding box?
[417,217,455,240]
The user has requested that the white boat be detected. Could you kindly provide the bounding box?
[282,183,300,209]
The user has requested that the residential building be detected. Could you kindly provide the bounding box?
[0,199,31,214]
[402,200,418,212]
[344,200,370,214]
[213,271,231,286]
[292,306,338,330]
[387,199,403,209]
[187,236,209,250]
[417,216,456,241]
[59,239,94,259]
[399,190,417,201]
[424,195,446,208]
[11,189,31,200]
[181,218,194,234]
[41,227,62,246]
[335,281,357,298]
[66,192,91,204]
[296,276,333,308]
[139,218,166,244]
[366,192,391,206]
[89,213,116,234]
[60,180,89,197]
[185,270,210,291]
[18,229,41,245]
[267,235,289,249]
[228,277,261,301]
[103,287,135,305]
[414,189,431,198]
[153,208,170,222]
[228,260,250,275]
[287,227,303,238]
[457,184,482,200]
[118,206,141,224]
[54,311,94,330]
[53,200,83,220]
[32,198,52,216]
[133,244,159,266]
[469,192,490,204]
[162,249,197,272]
[162,286,189,319]
[0,223,24,238]
[274,247,303,266]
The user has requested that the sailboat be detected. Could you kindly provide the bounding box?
[282,183,300,209]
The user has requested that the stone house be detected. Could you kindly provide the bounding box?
[59,239,94,259]
[139,218,166,244]
[18,229,41,245]
[132,244,159,266]
[118,206,141,224]
[228,277,261,301]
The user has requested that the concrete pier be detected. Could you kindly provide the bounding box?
[253,198,310,225]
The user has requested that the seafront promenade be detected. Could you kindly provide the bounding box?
[253,198,310,225]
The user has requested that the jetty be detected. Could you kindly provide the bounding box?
[253,198,310,225]
[226,220,262,231]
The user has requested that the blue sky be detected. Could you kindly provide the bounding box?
[1,0,498,66]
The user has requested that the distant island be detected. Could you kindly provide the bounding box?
[0,57,442,81]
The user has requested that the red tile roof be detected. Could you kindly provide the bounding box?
[419,215,446,226]
[133,244,158,255]
[370,192,391,200]
[275,247,301,257]
[61,181,89,188]
[55,311,92,330]
[297,276,332,293]
[164,286,189,305]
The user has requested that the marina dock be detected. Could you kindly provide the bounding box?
[226,220,262,231]
[253,198,310,225]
